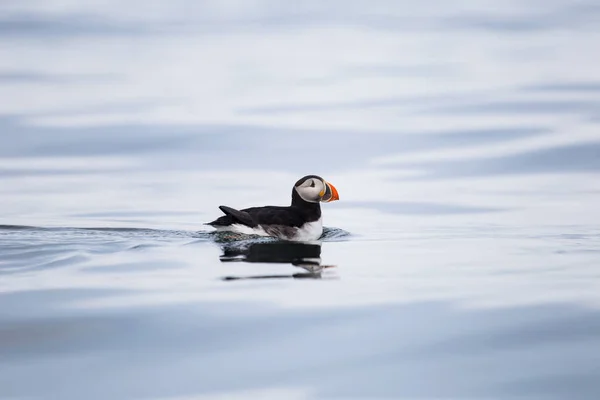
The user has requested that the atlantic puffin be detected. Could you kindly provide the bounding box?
[207,175,339,241]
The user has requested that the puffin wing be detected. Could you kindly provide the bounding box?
[207,205,305,228]
[243,206,306,227]
[218,205,258,227]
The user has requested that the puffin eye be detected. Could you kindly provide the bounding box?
[310,180,315,188]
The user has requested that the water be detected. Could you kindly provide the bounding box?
[1,1,600,399]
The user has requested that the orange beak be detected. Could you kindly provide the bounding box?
[324,181,339,202]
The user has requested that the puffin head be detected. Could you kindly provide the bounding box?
[294,175,339,203]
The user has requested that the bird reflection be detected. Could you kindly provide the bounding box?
[219,240,333,280]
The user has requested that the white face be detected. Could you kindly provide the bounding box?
[295,177,326,203]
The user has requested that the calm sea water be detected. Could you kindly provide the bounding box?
[1,1,600,399]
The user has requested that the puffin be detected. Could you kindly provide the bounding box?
[207,175,339,241]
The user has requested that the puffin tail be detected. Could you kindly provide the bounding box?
[216,205,258,227]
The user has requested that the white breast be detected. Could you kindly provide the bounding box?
[291,218,323,241]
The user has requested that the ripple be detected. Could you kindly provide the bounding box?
[321,227,352,241]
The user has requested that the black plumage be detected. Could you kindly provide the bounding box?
[207,184,321,228]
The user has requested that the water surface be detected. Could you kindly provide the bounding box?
[1,1,600,399]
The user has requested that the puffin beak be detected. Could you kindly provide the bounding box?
[322,181,339,202]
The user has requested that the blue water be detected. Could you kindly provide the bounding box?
[1,1,600,399]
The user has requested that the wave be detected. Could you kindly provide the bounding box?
[0,224,351,242]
